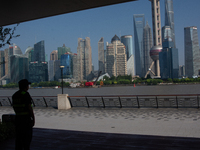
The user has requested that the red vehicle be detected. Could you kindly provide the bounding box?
[85,71,102,87]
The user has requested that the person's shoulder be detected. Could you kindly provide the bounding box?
[12,90,21,98]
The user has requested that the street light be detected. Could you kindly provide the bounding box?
[60,66,65,94]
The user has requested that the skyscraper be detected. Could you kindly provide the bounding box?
[143,21,153,77]
[98,37,105,74]
[57,44,71,60]
[33,40,45,62]
[48,60,60,81]
[10,55,29,83]
[184,26,200,77]
[60,53,73,79]
[50,50,58,60]
[24,47,34,62]
[0,51,5,78]
[165,0,176,48]
[77,37,92,81]
[13,44,23,55]
[133,14,145,77]
[121,35,133,60]
[106,35,127,77]
[149,0,162,77]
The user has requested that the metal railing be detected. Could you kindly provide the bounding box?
[1,94,200,108]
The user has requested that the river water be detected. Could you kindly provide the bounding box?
[1,84,200,97]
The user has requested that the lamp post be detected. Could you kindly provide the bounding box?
[60,66,65,94]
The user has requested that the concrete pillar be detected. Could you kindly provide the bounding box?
[57,94,71,110]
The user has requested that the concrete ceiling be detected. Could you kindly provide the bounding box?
[0,0,137,26]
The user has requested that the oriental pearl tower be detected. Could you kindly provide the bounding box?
[145,0,162,78]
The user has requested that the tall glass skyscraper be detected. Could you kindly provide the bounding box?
[60,54,73,78]
[143,22,153,76]
[0,51,5,78]
[133,14,145,77]
[33,40,45,62]
[13,44,23,55]
[25,47,34,62]
[10,55,29,83]
[165,0,176,48]
[184,26,200,77]
[121,35,133,60]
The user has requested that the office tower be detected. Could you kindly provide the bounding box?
[165,0,176,48]
[25,47,34,62]
[33,40,45,62]
[98,37,105,74]
[10,55,29,83]
[121,35,133,61]
[0,51,5,78]
[3,48,9,76]
[106,35,127,77]
[159,33,179,79]
[77,37,92,81]
[184,26,200,77]
[149,0,162,77]
[49,60,60,81]
[45,54,48,62]
[57,44,71,60]
[143,21,153,77]
[72,53,79,81]
[60,53,73,78]
[104,49,107,73]
[179,65,185,78]
[127,55,135,77]
[133,14,145,77]
[13,44,22,55]
[29,61,48,83]
[50,50,58,60]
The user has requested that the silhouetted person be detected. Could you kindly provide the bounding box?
[12,79,35,150]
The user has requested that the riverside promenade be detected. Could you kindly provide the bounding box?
[1,106,200,149]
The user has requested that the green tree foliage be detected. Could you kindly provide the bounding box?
[3,83,18,88]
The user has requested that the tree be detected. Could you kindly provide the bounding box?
[0,24,20,49]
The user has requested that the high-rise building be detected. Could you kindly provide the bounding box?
[143,21,153,77]
[0,51,5,78]
[77,37,92,81]
[159,38,179,79]
[25,47,34,62]
[121,35,133,61]
[98,37,105,74]
[184,26,200,77]
[165,0,176,48]
[149,0,162,77]
[29,61,48,83]
[10,55,29,83]
[57,44,71,60]
[50,50,58,60]
[106,35,127,77]
[179,65,185,78]
[133,14,145,77]
[33,40,45,62]
[13,44,23,55]
[60,53,73,79]
[72,53,79,81]
[127,55,135,77]
[48,60,60,81]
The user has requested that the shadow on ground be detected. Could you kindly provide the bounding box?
[1,128,200,150]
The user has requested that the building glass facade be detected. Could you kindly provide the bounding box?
[0,51,5,78]
[48,60,60,81]
[60,54,73,78]
[25,47,34,62]
[10,55,29,83]
[121,35,133,61]
[13,44,23,55]
[165,0,176,48]
[98,37,105,74]
[133,14,145,77]
[184,26,200,77]
[29,61,48,83]
[33,40,45,62]
[58,44,71,60]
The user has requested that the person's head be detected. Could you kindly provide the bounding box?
[18,79,31,91]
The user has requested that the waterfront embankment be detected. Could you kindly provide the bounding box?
[0,84,200,97]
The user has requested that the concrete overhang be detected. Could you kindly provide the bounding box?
[0,0,137,26]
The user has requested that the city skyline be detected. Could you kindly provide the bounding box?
[1,0,200,70]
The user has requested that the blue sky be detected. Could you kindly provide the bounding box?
[3,0,200,70]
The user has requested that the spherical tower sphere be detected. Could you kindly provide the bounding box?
[150,45,162,61]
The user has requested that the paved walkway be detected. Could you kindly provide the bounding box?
[1,107,200,149]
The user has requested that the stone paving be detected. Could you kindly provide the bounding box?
[1,106,200,138]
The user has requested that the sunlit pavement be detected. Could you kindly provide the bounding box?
[1,107,200,149]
